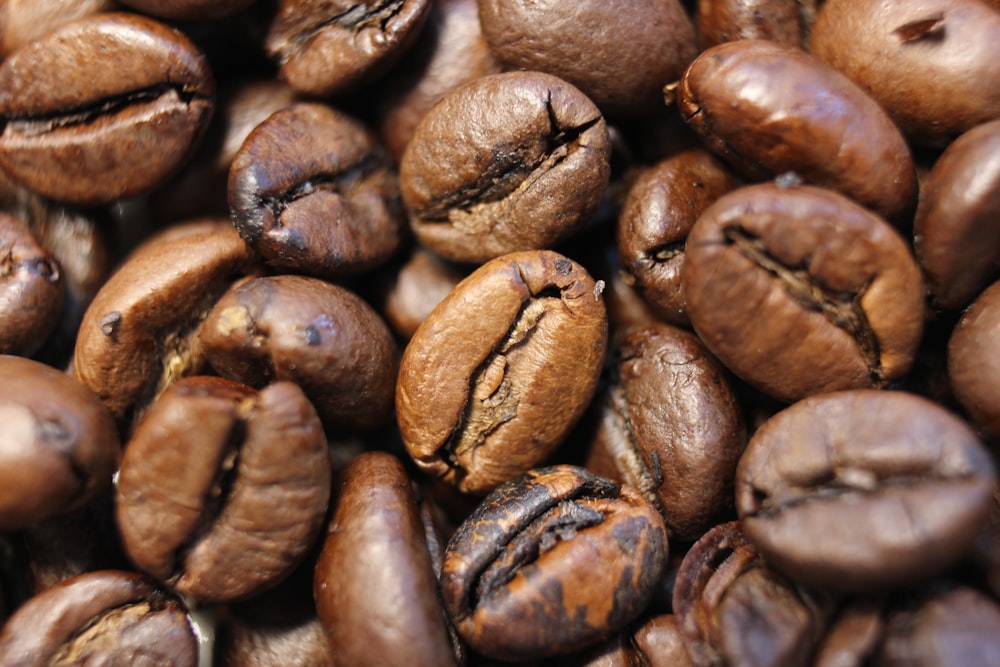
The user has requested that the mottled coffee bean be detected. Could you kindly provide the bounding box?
[73,219,256,428]
[585,323,745,542]
[397,250,608,495]
[376,0,501,161]
[914,119,1000,310]
[616,148,741,326]
[736,389,997,592]
[683,183,924,403]
[379,245,467,340]
[399,72,611,263]
[672,521,829,667]
[0,211,63,356]
[0,355,119,531]
[201,274,399,433]
[117,0,256,21]
[677,39,917,225]
[810,0,1000,145]
[116,376,331,603]
[265,0,432,97]
[314,452,458,667]
[478,0,697,118]
[0,0,112,58]
[948,279,1000,441]
[0,13,215,205]
[696,0,817,49]
[0,570,198,666]
[229,102,405,278]
[441,465,668,661]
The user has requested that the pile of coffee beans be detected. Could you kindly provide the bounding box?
[2,0,1000,664]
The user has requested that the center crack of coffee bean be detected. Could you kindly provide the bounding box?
[49,602,157,664]
[723,226,883,383]
[273,0,406,62]
[602,384,663,507]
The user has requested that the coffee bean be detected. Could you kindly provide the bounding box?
[440,465,668,661]
[397,250,608,495]
[378,245,468,340]
[696,0,817,49]
[0,0,112,59]
[117,0,256,21]
[0,12,215,205]
[948,278,1000,441]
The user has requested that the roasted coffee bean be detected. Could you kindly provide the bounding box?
[677,39,917,225]
[265,0,432,98]
[0,355,119,531]
[0,12,215,205]
[585,322,746,543]
[399,71,611,263]
[117,0,256,21]
[696,0,817,49]
[948,278,1000,441]
[0,211,63,356]
[914,119,1000,311]
[810,0,1000,145]
[683,183,924,403]
[672,521,829,667]
[736,389,997,592]
[440,465,668,661]
[229,102,406,278]
[812,597,887,667]
[0,0,112,59]
[116,376,331,603]
[616,148,741,327]
[73,219,256,429]
[632,614,694,667]
[0,570,198,666]
[397,250,607,495]
[200,274,398,433]
[478,0,697,118]
[314,452,458,667]
[378,245,467,340]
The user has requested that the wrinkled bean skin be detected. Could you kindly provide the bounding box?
[397,250,608,495]
[697,0,817,49]
[440,465,668,661]
[0,212,63,356]
[948,279,1000,441]
[678,39,917,225]
[809,0,1000,145]
[736,390,997,592]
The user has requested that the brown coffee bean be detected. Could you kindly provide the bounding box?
[397,250,608,495]
[0,355,120,532]
[677,39,917,225]
[116,376,331,603]
[0,211,63,356]
[440,465,668,661]
[812,597,887,667]
[914,119,1000,311]
[265,0,432,97]
[0,12,215,205]
[378,245,468,340]
[683,183,924,403]
[632,614,693,667]
[399,71,611,264]
[314,452,458,667]
[73,219,256,428]
[810,0,1000,145]
[948,278,1000,441]
[736,389,997,592]
[117,0,256,21]
[0,0,112,59]
[478,0,697,118]
[200,274,399,433]
[696,0,817,49]
[616,148,741,326]
[0,570,198,666]
[229,102,406,278]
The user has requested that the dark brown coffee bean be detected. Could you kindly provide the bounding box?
[812,597,887,667]
[0,211,63,356]
[229,102,406,278]
[440,465,668,661]
[736,389,997,592]
[118,0,256,21]
[200,273,399,433]
[616,148,741,327]
[683,183,924,403]
[914,119,1000,311]
[0,570,198,666]
[478,0,697,118]
[399,71,611,263]
[0,355,120,531]
[696,0,818,49]
[378,245,468,340]
[314,452,458,667]
[0,0,112,59]
[677,39,917,225]
[585,322,746,543]
[0,12,215,205]
[265,0,432,97]
[397,250,608,495]
[116,376,331,603]
[948,278,1000,441]
[810,0,1000,146]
